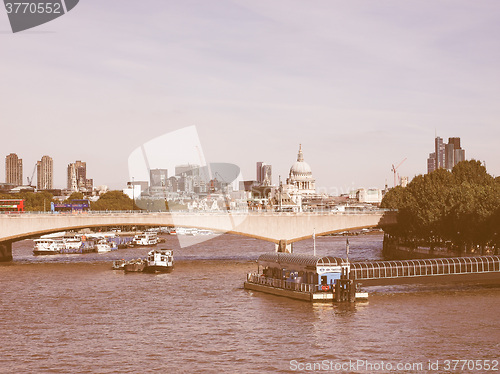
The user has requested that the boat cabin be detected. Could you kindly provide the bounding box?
[147,249,173,266]
[256,253,350,291]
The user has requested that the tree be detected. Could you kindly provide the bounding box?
[452,160,493,186]
[0,191,55,211]
[380,160,500,251]
[91,191,138,211]
[64,192,84,202]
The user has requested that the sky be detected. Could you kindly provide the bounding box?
[1,1,499,194]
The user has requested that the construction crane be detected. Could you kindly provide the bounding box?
[26,164,37,186]
[391,158,407,187]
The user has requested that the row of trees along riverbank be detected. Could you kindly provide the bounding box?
[0,191,187,212]
[0,191,139,211]
[381,160,500,255]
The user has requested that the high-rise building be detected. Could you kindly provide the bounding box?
[256,162,272,186]
[428,136,466,173]
[5,153,23,186]
[435,137,445,170]
[150,169,168,187]
[256,162,264,183]
[427,152,436,174]
[449,137,465,168]
[67,160,93,192]
[37,155,53,190]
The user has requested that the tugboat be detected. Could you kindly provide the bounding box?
[123,259,146,272]
[143,249,174,273]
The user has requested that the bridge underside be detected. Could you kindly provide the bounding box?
[0,211,395,244]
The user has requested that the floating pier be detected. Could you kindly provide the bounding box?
[244,254,500,302]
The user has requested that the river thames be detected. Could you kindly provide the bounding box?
[1,233,499,373]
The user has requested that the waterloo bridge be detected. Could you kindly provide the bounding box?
[0,210,397,261]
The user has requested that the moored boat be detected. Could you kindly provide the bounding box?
[96,240,118,253]
[143,249,174,273]
[244,253,367,302]
[112,259,126,270]
[132,232,158,246]
[124,259,146,272]
[33,238,65,255]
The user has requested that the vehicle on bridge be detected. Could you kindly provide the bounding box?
[51,199,90,213]
[0,199,24,212]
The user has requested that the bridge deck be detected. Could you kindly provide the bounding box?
[351,256,500,286]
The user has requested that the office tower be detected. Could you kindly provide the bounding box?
[428,136,466,173]
[67,160,93,192]
[427,153,436,174]
[37,155,53,190]
[444,137,465,170]
[5,153,23,186]
[150,169,168,187]
[445,143,455,170]
[256,162,263,183]
[435,137,445,170]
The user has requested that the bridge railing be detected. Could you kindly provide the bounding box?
[0,208,393,216]
[246,273,317,293]
[350,256,500,280]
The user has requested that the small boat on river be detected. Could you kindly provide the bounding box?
[112,260,126,270]
[143,249,174,273]
[132,232,158,246]
[113,249,174,273]
[33,238,66,255]
[123,259,147,272]
[96,240,118,253]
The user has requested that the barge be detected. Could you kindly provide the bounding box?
[114,249,174,273]
[244,253,367,302]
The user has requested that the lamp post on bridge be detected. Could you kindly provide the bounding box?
[132,177,135,211]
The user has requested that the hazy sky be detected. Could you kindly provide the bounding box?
[1,1,499,194]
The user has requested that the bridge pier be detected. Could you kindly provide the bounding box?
[0,241,13,262]
[275,239,293,253]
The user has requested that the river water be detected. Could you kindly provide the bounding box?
[1,233,499,373]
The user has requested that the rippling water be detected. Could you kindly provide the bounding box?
[1,234,499,373]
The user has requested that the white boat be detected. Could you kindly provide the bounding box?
[63,235,84,250]
[143,249,174,273]
[132,232,158,246]
[199,229,214,235]
[96,240,118,253]
[176,227,199,236]
[96,240,111,253]
[33,239,66,255]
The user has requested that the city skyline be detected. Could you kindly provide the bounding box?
[1,132,486,196]
[1,1,499,192]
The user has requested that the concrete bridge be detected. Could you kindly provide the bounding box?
[0,210,396,261]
